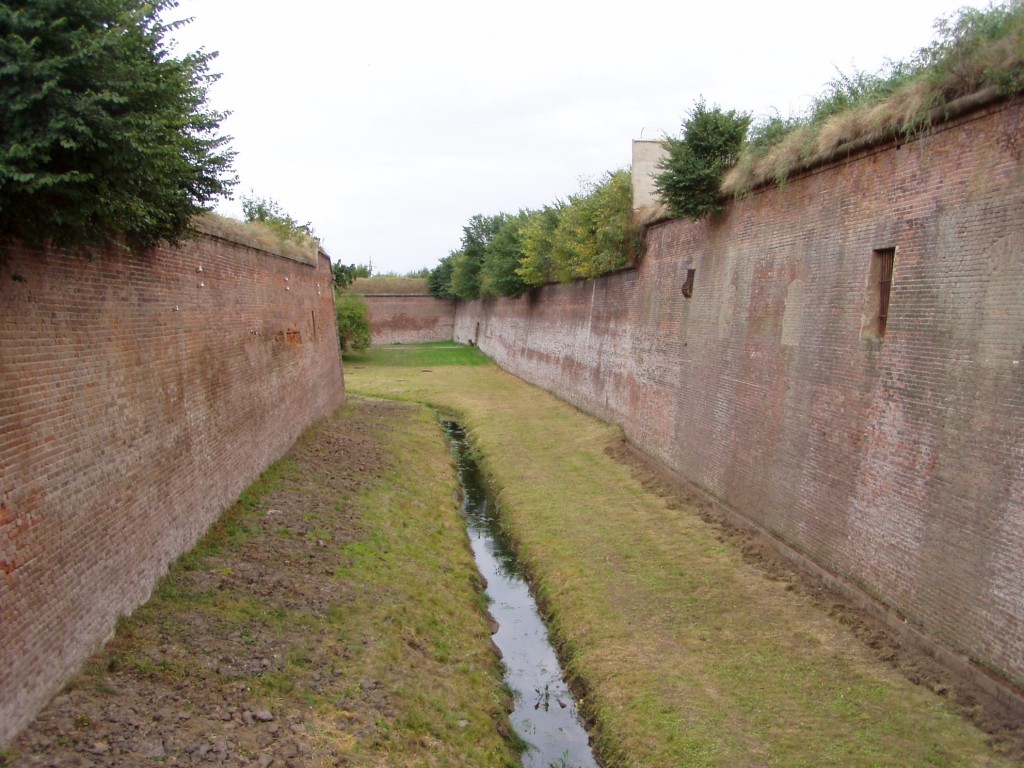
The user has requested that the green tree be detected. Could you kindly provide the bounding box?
[517,205,562,287]
[448,250,478,300]
[549,170,633,280]
[0,0,236,250]
[428,252,457,298]
[449,213,506,300]
[655,99,751,220]
[336,291,371,353]
[480,210,529,298]
[331,261,371,289]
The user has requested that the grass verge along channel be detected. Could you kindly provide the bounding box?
[9,398,519,768]
[346,343,1023,768]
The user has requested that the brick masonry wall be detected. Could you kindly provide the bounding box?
[0,233,345,743]
[455,98,1024,695]
[363,294,455,344]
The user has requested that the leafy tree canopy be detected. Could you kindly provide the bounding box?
[517,204,562,287]
[552,170,633,280]
[428,252,456,299]
[0,0,236,251]
[448,213,507,301]
[480,210,530,299]
[431,171,636,299]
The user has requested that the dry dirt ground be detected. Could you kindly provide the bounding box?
[8,399,403,768]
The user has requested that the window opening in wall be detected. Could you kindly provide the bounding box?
[876,248,895,336]
[681,268,696,298]
[861,246,897,345]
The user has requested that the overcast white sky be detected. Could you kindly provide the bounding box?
[170,0,967,275]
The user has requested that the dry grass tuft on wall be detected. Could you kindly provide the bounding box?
[194,213,320,266]
[351,277,431,295]
[721,2,1024,196]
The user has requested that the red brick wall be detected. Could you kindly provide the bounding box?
[456,98,1024,695]
[364,294,455,344]
[0,233,345,743]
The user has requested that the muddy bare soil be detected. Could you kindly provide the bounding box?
[8,400,402,768]
[606,436,1024,762]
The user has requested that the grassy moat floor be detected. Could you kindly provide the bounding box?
[7,343,1022,767]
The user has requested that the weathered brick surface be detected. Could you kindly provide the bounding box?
[0,233,345,743]
[363,294,455,344]
[456,98,1024,693]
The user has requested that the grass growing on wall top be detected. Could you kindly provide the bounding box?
[722,1,1024,195]
[347,347,1021,768]
[350,277,431,295]
[194,213,320,265]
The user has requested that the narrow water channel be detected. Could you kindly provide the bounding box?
[443,421,600,768]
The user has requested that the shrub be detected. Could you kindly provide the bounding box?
[336,291,371,353]
[654,99,751,220]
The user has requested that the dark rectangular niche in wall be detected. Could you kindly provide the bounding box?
[876,248,895,336]
[861,247,896,344]
[681,268,696,298]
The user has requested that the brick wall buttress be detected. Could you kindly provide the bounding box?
[0,233,346,743]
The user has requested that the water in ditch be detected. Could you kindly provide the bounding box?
[443,421,600,768]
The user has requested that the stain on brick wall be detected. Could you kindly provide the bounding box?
[0,233,345,743]
[364,294,455,344]
[455,98,1024,697]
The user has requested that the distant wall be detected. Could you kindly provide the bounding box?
[363,294,455,344]
[455,98,1024,701]
[0,232,345,743]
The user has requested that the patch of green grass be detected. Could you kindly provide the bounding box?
[324,406,519,765]
[347,344,1019,768]
[344,341,492,368]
